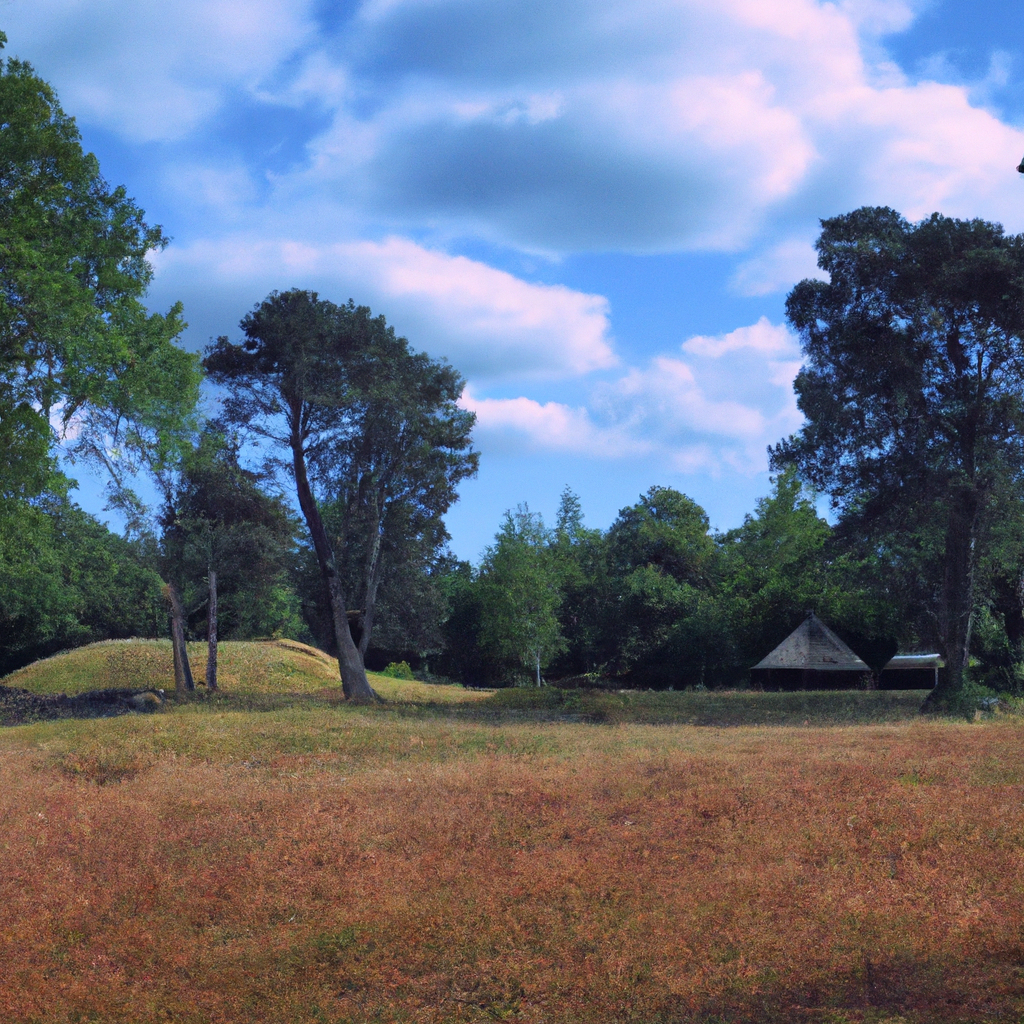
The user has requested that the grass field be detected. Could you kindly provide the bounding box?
[2,641,1023,1022]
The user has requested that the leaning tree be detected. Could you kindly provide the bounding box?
[204,289,477,701]
[772,207,1024,707]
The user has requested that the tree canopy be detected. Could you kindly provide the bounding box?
[773,207,1024,705]
[0,33,201,509]
[204,289,477,701]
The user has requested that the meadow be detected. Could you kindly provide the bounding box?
[1,642,1022,1023]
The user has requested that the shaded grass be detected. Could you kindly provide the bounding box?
[483,686,928,726]
[1,710,1023,1022]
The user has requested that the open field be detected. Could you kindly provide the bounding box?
[2,663,1024,1023]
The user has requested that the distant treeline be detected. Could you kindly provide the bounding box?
[4,466,1022,695]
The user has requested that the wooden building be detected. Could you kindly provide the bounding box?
[750,612,871,690]
[878,653,943,690]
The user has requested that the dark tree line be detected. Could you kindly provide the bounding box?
[430,475,900,691]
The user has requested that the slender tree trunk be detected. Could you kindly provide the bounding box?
[206,568,218,691]
[925,489,978,709]
[290,434,377,701]
[166,582,195,695]
[536,652,542,687]
[358,522,386,660]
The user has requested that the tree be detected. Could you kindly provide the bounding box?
[479,506,565,686]
[603,487,724,688]
[204,290,476,701]
[0,34,201,509]
[160,429,304,689]
[317,340,477,661]
[718,468,901,683]
[548,487,612,677]
[0,496,164,675]
[773,207,1024,707]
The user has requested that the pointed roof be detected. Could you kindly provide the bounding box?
[753,612,869,672]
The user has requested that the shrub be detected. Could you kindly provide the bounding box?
[379,660,416,680]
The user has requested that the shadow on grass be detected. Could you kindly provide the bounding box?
[669,949,1024,1023]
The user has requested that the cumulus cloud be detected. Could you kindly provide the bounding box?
[459,390,645,457]
[150,235,616,381]
[462,318,805,475]
[730,239,828,296]
[681,317,798,358]
[277,0,1024,253]
[7,0,1023,255]
[0,0,316,141]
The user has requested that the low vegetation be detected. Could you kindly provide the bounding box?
[1,705,1022,1022]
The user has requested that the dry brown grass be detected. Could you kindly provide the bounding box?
[2,710,1023,1023]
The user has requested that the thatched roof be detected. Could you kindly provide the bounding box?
[752,612,869,672]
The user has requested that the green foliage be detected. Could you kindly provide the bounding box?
[160,430,305,641]
[0,497,164,674]
[774,207,1024,701]
[479,505,566,685]
[0,36,201,508]
[718,468,901,679]
[204,290,477,701]
[605,486,725,688]
[379,661,416,680]
[548,487,612,677]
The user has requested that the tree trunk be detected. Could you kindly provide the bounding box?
[290,434,377,702]
[358,522,386,661]
[535,652,542,687]
[167,582,195,695]
[925,490,978,710]
[206,568,218,691]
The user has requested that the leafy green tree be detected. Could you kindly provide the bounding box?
[160,430,305,688]
[718,469,901,682]
[479,506,565,686]
[0,34,201,510]
[204,290,476,701]
[774,207,1024,707]
[718,469,831,674]
[432,559,487,684]
[0,496,163,675]
[605,487,724,688]
[547,487,612,677]
[322,343,477,660]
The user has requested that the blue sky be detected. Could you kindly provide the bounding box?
[8,0,1024,560]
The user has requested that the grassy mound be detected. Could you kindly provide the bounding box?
[0,639,487,705]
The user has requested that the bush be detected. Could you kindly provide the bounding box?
[379,660,416,680]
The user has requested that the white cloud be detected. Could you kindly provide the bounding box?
[7,0,1024,254]
[681,317,799,358]
[150,235,616,381]
[730,240,827,297]
[1,0,316,141]
[463,318,805,475]
[459,390,644,457]
[265,0,1024,252]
